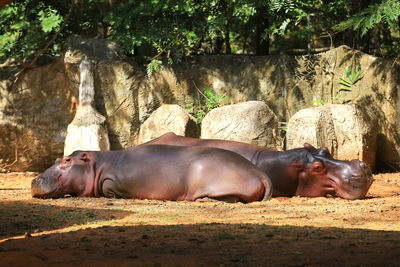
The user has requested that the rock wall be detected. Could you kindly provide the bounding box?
[1,38,399,172]
[0,59,75,172]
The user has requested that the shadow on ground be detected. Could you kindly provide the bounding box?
[0,200,130,239]
[1,223,399,266]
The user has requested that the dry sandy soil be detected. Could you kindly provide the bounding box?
[0,172,400,267]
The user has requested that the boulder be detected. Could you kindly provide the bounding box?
[137,104,199,144]
[201,101,279,148]
[286,104,377,170]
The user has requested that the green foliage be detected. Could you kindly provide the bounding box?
[202,88,228,112]
[187,88,229,124]
[146,59,164,77]
[0,0,107,61]
[333,0,400,36]
[0,0,399,66]
[339,65,362,92]
[38,8,63,33]
[310,65,361,106]
[270,0,295,12]
[269,0,320,36]
[311,99,327,106]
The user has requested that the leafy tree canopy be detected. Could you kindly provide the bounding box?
[333,0,400,36]
[0,0,399,66]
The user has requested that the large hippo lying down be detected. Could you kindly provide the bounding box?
[142,132,374,199]
[32,145,272,203]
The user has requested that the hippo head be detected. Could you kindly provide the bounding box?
[31,151,94,198]
[296,143,374,199]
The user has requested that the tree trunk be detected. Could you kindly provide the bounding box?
[225,20,231,54]
[255,6,269,55]
[214,31,224,54]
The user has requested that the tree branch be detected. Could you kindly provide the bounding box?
[7,0,75,92]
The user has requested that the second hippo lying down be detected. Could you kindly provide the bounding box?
[32,145,272,203]
[142,132,374,199]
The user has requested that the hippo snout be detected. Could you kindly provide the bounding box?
[31,176,49,197]
[31,175,64,198]
[339,159,374,199]
[351,160,373,184]
[31,177,39,189]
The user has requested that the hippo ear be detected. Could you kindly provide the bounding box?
[303,143,315,149]
[79,153,88,161]
[318,147,329,154]
[321,147,329,152]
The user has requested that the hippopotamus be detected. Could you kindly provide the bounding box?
[142,132,374,199]
[31,145,272,203]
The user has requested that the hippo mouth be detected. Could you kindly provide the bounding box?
[352,162,374,188]
[336,162,374,199]
[31,175,66,199]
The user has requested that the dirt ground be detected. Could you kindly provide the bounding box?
[0,172,399,267]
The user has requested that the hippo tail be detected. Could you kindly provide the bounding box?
[260,174,273,201]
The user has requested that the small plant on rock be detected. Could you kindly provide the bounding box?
[339,64,362,91]
[339,64,362,90]
[187,88,230,125]
[146,59,164,77]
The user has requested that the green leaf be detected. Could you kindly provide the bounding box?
[339,78,351,87]
[345,66,351,78]
[312,99,327,106]
[38,8,62,33]
[146,59,164,77]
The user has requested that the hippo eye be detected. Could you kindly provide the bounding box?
[312,161,324,173]
[62,157,71,165]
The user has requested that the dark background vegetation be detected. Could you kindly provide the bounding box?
[1,0,399,71]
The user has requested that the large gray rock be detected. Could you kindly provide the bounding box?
[201,101,279,148]
[286,104,377,170]
[137,104,199,144]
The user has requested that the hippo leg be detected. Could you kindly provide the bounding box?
[196,196,240,203]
